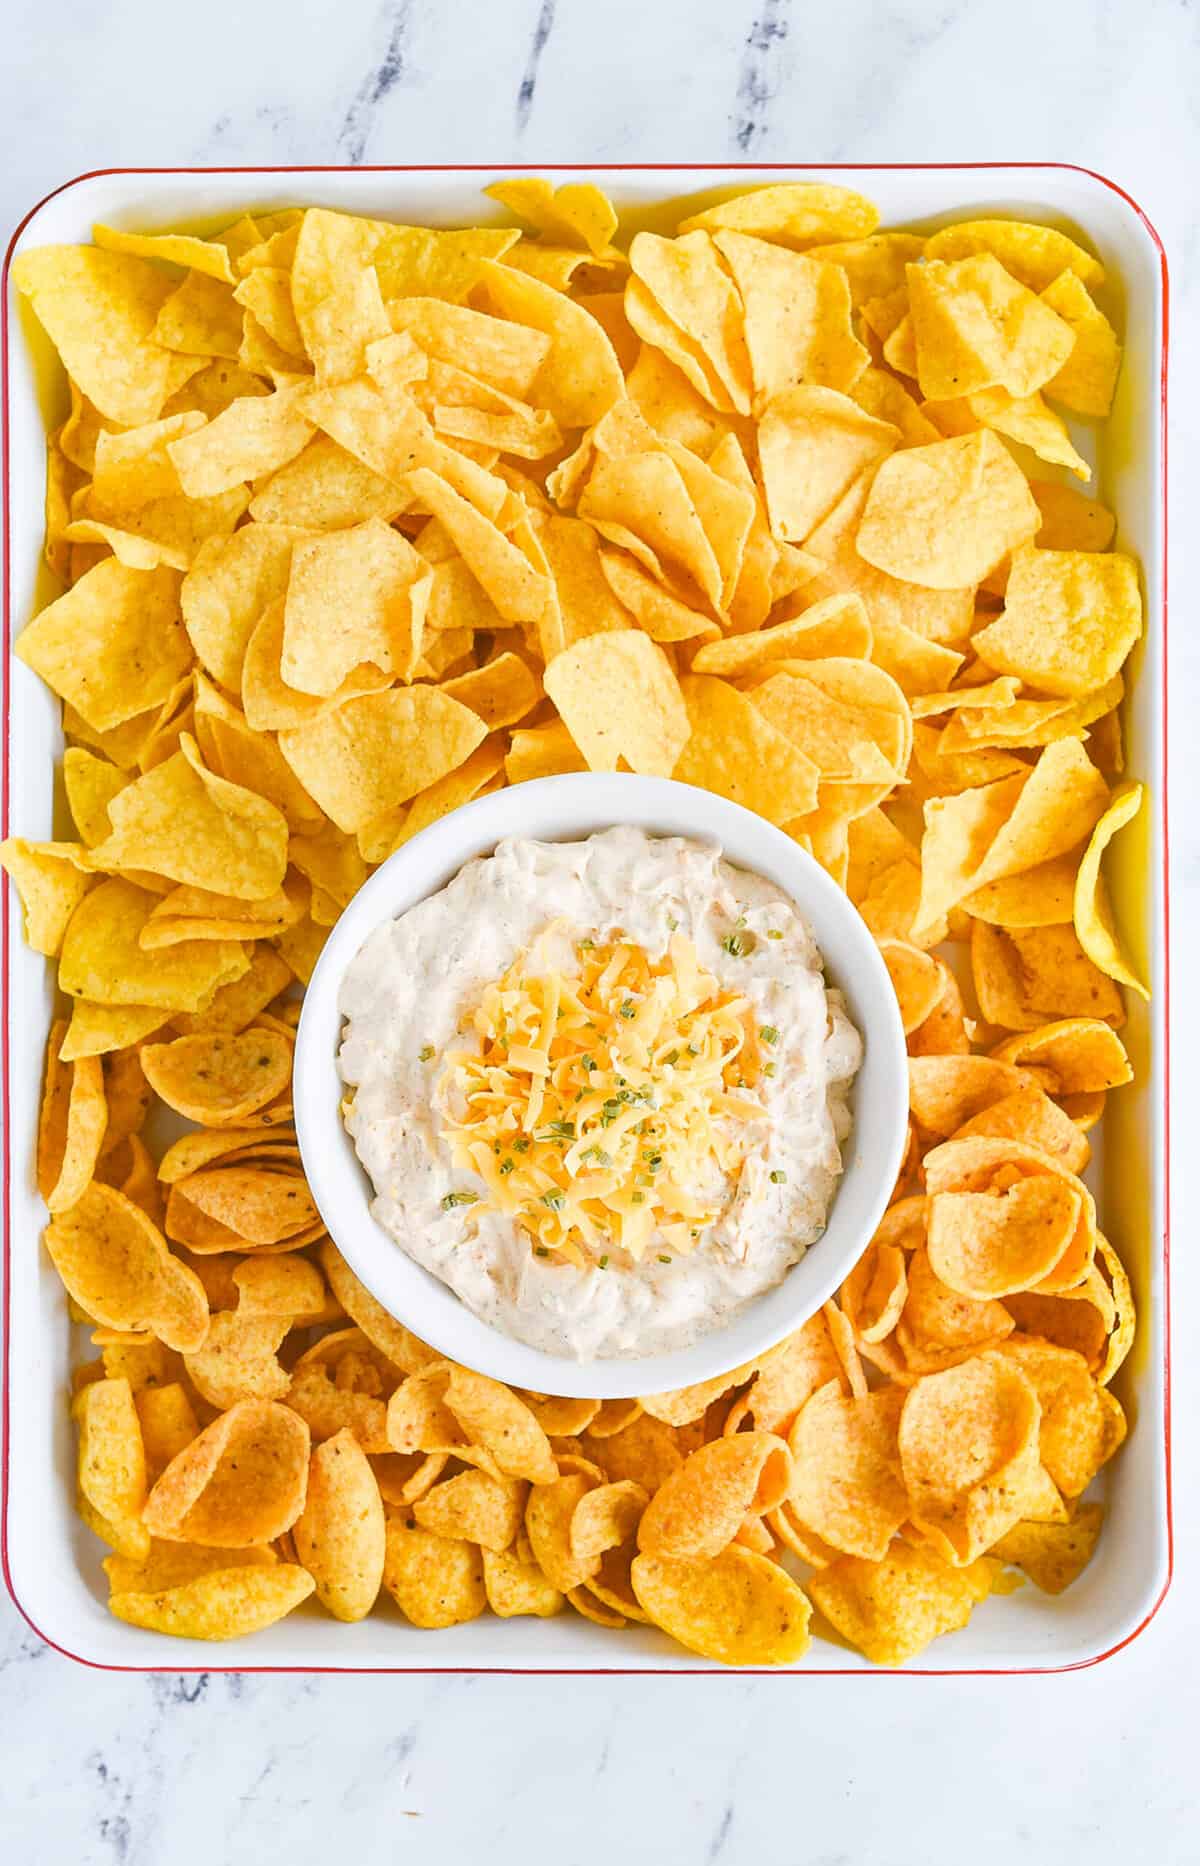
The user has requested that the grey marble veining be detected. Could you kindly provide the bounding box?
[3,0,1199,1859]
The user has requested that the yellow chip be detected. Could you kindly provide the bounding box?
[627,231,752,415]
[282,518,430,693]
[93,223,236,283]
[63,749,128,848]
[152,272,243,360]
[1073,784,1149,1000]
[373,224,520,304]
[441,654,539,731]
[856,430,1040,589]
[88,733,288,900]
[143,1397,309,1545]
[757,386,898,543]
[803,471,975,649]
[251,433,405,530]
[1037,270,1122,417]
[141,1029,293,1126]
[486,177,619,256]
[712,232,869,401]
[543,631,689,778]
[0,839,91,956]
[387,296,549,398]
[974,547,1142,698]
[167,383,315,497]
[233,266,306,359]
[678,181,878,247]
[966,387,1090,482]
[405,467,550,624]
[479,259,624,427]
[673,674,820,823]
[16,561,191,732]
[991,1503,1104,1595]
[278,686,487,833]
[505,719,587,785]
[183,518,302,694]
[12,246,180,425]
[923,219,1105,293]
[59,876,249,1011]
[908,255,1076,400]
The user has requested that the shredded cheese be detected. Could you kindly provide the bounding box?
[435,927,766,1267]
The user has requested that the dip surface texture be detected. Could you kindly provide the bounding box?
[338,828,861,1360]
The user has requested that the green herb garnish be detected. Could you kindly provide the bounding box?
[770,1170,787,1185]
[759,1025,779,1045]
[441,1191,478,1210]
[418,1045,434,1062]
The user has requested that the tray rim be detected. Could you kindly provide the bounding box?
[0,159,1171,1677]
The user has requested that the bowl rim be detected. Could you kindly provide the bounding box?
[293,772,909,1399]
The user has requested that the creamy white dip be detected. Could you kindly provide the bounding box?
[338,828,861,1361]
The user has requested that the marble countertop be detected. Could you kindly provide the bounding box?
[3,1,1197,1860]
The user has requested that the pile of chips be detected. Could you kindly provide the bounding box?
[4,178,1146,1663]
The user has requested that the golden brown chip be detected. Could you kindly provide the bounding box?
[293,1429,386,1622]
[632,1545,811,1665]
[142,1398,310,1545]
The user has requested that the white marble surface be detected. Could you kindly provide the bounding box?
[3,1,1198,1860]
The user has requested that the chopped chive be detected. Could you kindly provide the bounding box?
[658,1254,672,1264]
[540,1189,566,1211]
[534,1245,550,1258]
[721,932,747,957]
[499,1159,514,1176]
[767,929,784,941]
[663,1048,680,1066]
[764,1062,777,1078]
[537,1121,576,1140]
[513,1137,531,1153]
[418,1044,434,1062]
[580,1054,597,1072]
[441,1191,478,1210]
[687,1043,700,1057]
[666,915,679,931]
[598,1254,609,1269]
[618,998,636,1019]
[580,936,595,950]
[759,1025,779,1045]
[631,1191,646,1205]
[770,1169,787,1184]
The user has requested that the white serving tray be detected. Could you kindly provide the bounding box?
[1,165,1169,1673]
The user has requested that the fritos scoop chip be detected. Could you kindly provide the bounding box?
[143,1398,310,1545]
[637,1433,792,1560]
[631,1545,812,1665]
[808,1540,999,1666]
[898,1352,1041,1564]
[293,1428,386,1621]
[110,1563,315,1640]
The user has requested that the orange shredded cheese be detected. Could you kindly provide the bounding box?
[436,928,766,1266]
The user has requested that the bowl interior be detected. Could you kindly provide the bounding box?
[293,773,909,1399]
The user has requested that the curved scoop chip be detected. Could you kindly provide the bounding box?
[807,1540,999,1667]
[110,1563,315,1640]
[443,1366,558,1486]
[142,1398,310,1546]
[637,1432,792,1561]
[44,1183,209,1352]
[787,1382,909,1560]
[631,1545,811,1666]
[382,1515,487,1628]
[898,1352,1041,1565]
[293,1429,386,1623]
[183,1311,292,1410]
[927,1176,1084,1300]
[141,1029,293,1126]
